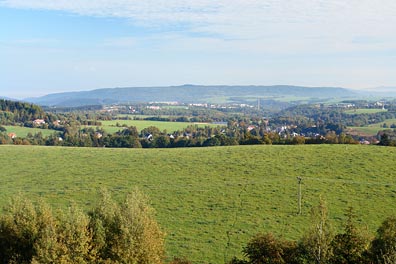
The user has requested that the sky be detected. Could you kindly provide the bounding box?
[1,0,396,99]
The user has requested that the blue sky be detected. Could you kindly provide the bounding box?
[1,0,395,99]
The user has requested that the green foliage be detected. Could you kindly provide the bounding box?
[231,208,396,264]
[0,195,42,263]
[378,130,396,146]
[241,233,292,264]
[0,99,45,125]
[89,189,164,263]
[31,204,95,264]
[0,190,164,264]
[370,216,396,263]
[329,208,369,264]
[300,198,333,264]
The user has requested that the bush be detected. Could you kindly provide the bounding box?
[0,189,165,264]
[244,233,284,263]
[299,198,333,264]
[370,216,396,263]
[329,208,369,264]
[89,188,165,263]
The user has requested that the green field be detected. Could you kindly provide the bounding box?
[95,120,221,134]
[348,118,396,136]
[116,114,171,118]
[347,126,381,136]
[345,108,388,115]
[3,125,58,137]
[0,145,395,263]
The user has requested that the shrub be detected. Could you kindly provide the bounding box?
[0,189,165,264]
[329,208,369,264]
[370,216,396,263]
[299,198,333,264]
[89,188,165,263]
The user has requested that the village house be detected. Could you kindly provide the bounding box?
[147,106,161,110]
[145,134,153,141]
[8,133,17,139]
[33,119,45,125]
[53,120,61,126]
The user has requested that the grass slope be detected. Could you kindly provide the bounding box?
[0,145,395,263]
[3,125,57,137]
[94,120,220,134]
[348,118,396,136]
[345,108,388,115]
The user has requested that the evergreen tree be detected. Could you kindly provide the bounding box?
[329,207,368,264]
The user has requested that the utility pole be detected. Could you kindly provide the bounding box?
[297,177,302,215]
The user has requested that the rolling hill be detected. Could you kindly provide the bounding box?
[1,144,395,262]
[25,85,359,107]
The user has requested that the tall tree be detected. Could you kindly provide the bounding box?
[300,197,333,264]
[330,207,368,264]
[89,188,165,263]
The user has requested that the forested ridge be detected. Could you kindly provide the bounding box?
[0,99,45,124]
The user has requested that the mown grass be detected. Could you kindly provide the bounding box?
[3,125,58,137]
[0,145,395,263]
[96,120,221,134]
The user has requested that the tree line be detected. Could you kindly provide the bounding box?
[0,124,363,148]
[229,200,396,264]
[1,98,395,147]
[0,189,164,264]
[0,99,45,124]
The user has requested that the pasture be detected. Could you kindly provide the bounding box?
[94,119,221,134]
[3,125,58,137]
[345,108,388,115]
[347,118,396,136]
[0,145,395,263]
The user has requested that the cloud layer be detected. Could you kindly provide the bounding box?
[2,0,396,40]
[1,0,395,95]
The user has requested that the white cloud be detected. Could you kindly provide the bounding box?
[2,0,396,60]
[2,0,396,40]
[1,0,396,90]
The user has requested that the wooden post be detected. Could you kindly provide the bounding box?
[297,177,302,215]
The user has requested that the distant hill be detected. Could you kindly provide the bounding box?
[25,85,359,107]
[0,96,17,101]
[361,87,396,97]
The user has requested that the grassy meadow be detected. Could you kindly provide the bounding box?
[347,118,396,136]
[3,125,58,137]
[0,144,396,263]
[345,108,388,115]
[93,119,221,134]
